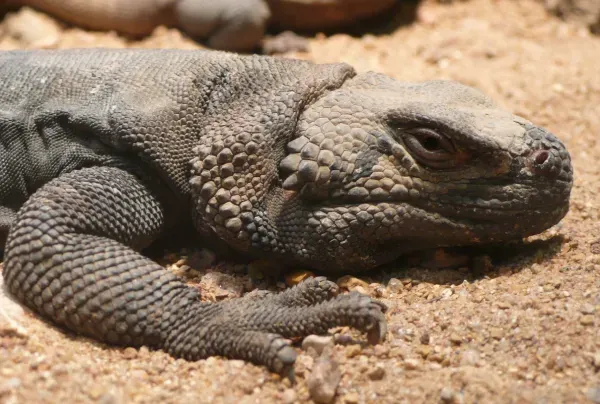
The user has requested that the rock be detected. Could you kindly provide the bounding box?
[302,335,334,356]
[0,378,22,396]
[371,283,388,298]
[200,272,244,300]
[440,387,455,403]
[449,333,462,345]
[581,303,596,314]
[281,388,297,404]
[460,349,481,367]
[440,288,453,299]
[122,347,138,360]
[334,333,354,345]
[0,274,28,339]
[545,0,600,34]
[387,278,404,293]
[593,352,600,369]
[367,364,386,380]
[490,327,504,340]
[580,315,595,326]
[420,332,431,345]
[295,354,314,378]
[336,275,369,291]
[285,270,315,286]
[404,358,421,370]
[345,344,362,358]
[343,392,360,404]
[308,356,342,404]
[588,386,600,404]
[417,345,432,358]
[374,345,389,358]
[3,8,61,48]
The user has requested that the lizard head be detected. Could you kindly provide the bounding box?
[190,67,572,273]
[273,72,573,271]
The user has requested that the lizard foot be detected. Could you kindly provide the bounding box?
[193,278,387,376]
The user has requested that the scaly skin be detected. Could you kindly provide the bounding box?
[6,0,396,51]
[0,49,572,375]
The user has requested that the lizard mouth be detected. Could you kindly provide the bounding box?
[305,177,572,244]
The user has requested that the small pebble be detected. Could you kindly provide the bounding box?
[334,334,354,345]
[593,352,600,369]
[420,332,431,345]
[367,364,386,380]
[337,276,369,291]
[417,345,432,358]
[449,333,462,345]
[440,288,453,299]
[460,349,481,367]
[98,392,119,404]
[404,358,421,370]
[122,347,137,360]
[490,327,504,340]
[387,278,404,293]
[285,270,315,286]
[0,378,21,395]
[497,301,511,309]
[588,386,600,404]
[345,345,362,358]
[281,388,297,404]
[580,315,594,326]
[581,303,596,315]
[88,385,106,400]
[302,335,334,356]
[308,356,341,404]
[374,345,389,357]
[296,354,314,376]
[371,284,388,298]
[343,392,360,404]
[440,386,455,403]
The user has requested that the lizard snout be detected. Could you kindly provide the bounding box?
[522,125,573,184]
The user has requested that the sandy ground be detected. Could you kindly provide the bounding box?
[1,0,599,403]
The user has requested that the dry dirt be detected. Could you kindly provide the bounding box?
[1,1,599,403]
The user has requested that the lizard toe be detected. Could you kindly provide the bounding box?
[313,276,340,298]
[266,333,297,378]
[342,292,388,343]
[367,311,388,344]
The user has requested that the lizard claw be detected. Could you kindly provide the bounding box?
[268,334,297,379]
[312,276,340,298]
[367,313,388,344]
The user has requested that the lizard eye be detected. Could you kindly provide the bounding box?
[403,128,456,168]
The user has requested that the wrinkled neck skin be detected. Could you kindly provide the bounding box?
[190,67,573,273]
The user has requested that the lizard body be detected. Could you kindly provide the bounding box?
[0,49,572,375]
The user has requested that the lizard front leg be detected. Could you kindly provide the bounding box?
[3,166,386,375]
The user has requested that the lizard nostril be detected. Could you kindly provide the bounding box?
[532,150,549,165]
